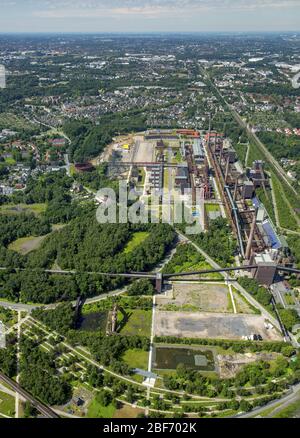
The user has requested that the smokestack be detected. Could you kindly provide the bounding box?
[225,156,230,184]
[233,178,238,201]
[245,209,257,260]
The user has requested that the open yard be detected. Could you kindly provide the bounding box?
[157,283,233,313]
[0,390,15,417]
[119,309,152,337]
[132,140,154,163]
[123,232,149,254]
[8,235,48,255]
[154,311,282,341]
[113,404,144,418]
[87,398,116,418]
[0,203,47,216]
[122,348,149,370]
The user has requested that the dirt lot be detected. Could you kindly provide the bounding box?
[157,283,232,313]
[217,352,280,379]
[154,311,282,341]
[132,139,154,163]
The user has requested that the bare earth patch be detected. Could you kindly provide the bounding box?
[157,283,232,313]
[154,311,282,341]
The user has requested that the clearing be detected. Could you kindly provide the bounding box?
[154,311,282,341]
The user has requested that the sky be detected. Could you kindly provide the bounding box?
[0,0,300,33]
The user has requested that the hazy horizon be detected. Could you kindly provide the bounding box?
[0,1,299,33]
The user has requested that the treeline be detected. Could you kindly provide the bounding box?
[0,335,17,377]
[238,277,272,310]
[163,357,293,401]
[64,111,147,162]
[11,170,81,224]
[28,216,175,274]
[32,303,76,333]
[154,336,294,356]
[190,218,236,266]
[19,337,72,406]
[238,277,300,332]
[74,163,119,192]
[162,242,205,274]
[0,214,50,247]
[67,330,149,375]
[0,270,119,303]
[258,131,300,161]
[0,218,175,302]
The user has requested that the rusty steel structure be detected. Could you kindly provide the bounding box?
[206,131,266,260]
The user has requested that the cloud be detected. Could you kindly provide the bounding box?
[25,0,300,19]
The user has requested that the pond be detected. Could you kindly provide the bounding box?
[78,311,108,332]
[153,346,215,371]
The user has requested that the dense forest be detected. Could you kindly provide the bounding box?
[191,217,236,266]
[0,209,175,303]
[19,337,72,406]
[64,110,147,162]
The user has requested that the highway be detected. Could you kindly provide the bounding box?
[0,371,60,418]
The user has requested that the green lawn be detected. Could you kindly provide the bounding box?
[171,260,223,280]
[0,391,15,417]
[273,398,300,418]
[122,348,149,370]
[124,232,149,254]
[119,309,152,337]
[8,235,48,255]
[205,203,221,213]
[87,398,116,418]
[0,203,47,216]
[4,157,16,166]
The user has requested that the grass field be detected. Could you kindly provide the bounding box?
[113,404,144,418]
[0,203,47,216]
[0,112,37,132]
[0,391,15,417]
[87,398,116,418]
[122,348,149,370]
[124,232,149,254]
[8,235,48,255]
[273,398,300,418]
[119,309,152,337]
[4,157,16,166]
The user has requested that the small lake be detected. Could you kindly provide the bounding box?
[153,346,215,371]
[78,311,108,332]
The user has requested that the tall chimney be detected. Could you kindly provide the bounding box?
[225,156,230,184]
[233,178,238,201]
[245,209,257,260]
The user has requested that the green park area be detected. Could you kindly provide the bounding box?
[0,203,47,216]
[122,348,149,370]
[0,391,15,417]
[119,309,152,337]
[8,235,48,255]
[87,397,116,419]
[124,232,150,254]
